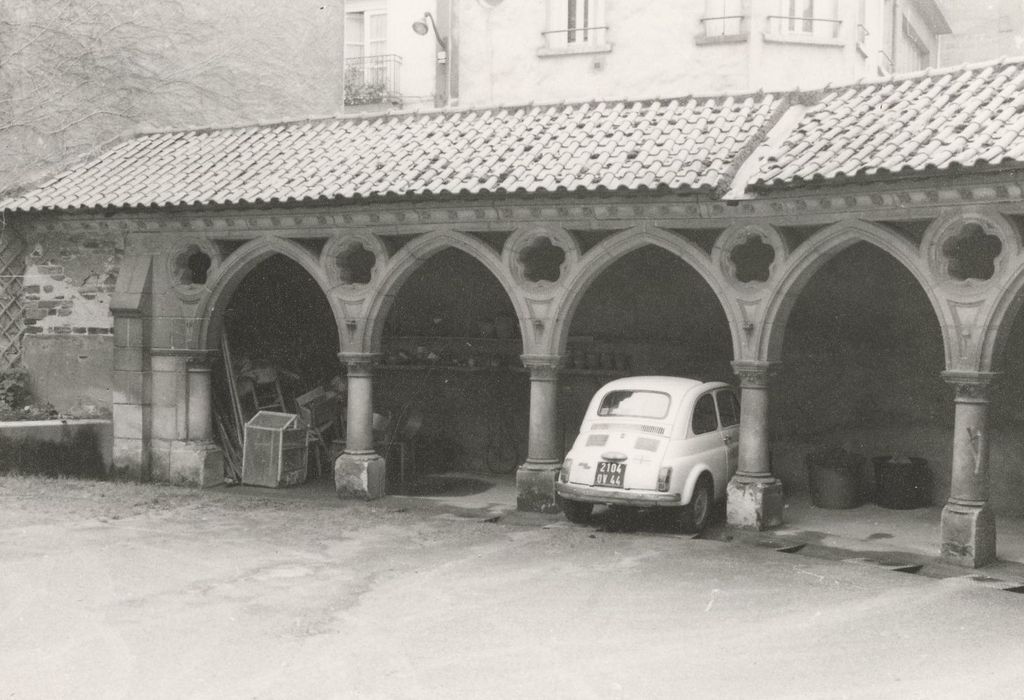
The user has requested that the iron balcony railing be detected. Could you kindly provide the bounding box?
[766,14,842,40]
[700,14,747,38]
[541,25,610,50]
[344,54,402,106]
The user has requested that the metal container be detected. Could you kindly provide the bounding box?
[241,411,308,487]
[806,448,864,509]
[872,455,931,509]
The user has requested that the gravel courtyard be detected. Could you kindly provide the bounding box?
[3,475,1024,699]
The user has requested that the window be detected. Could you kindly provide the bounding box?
[767,0,840,40]
[898,16,930,72]
[692,394,719,436]
[345,7,392,101]
[787,0,814,33]
[542,0,608,53]
[345,10,387,60]
[702,0,745,39]
[597,390,671,420]
[715,390,740,428]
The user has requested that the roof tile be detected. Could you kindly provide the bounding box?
[754,58,1024,187]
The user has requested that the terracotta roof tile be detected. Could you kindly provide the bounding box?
[0,92,780,211]
[753,57,1024,187]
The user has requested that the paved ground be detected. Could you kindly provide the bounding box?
[3,474,1024,699]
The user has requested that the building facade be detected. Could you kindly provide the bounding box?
[4,58,1024,570]
[452,0,950,106]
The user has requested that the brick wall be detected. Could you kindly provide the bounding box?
[21,231,122,338]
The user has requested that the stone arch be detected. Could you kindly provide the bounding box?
[553,225,742,358]
[197,236,344,352]
[981,255,1024,371]
[363,230,530,353]
[759,219,952,366]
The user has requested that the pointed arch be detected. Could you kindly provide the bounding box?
[362,230,528,352]
[197,236,343,351]
[553,225,742,358]
[981,255,1024,370]
[758,219,952,365]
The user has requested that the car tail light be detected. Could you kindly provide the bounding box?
[559,458,573,483]
[657,467,672,492]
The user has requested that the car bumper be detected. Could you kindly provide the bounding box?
[556,482,682,507]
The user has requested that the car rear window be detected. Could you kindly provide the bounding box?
[597,390,671,419]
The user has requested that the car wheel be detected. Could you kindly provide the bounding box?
[560,498,594,524]
[672,475,714,534]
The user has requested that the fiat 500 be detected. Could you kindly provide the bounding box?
[555,376,740,533]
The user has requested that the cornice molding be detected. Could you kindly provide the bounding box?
[11,173,1024,237]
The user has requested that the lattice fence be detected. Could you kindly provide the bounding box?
[0,229,26,368]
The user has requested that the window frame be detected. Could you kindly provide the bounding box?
[715,390,741,428]
[691,393,721,436]
[539,0,611,56]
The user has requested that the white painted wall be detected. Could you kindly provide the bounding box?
[454,0,922,107]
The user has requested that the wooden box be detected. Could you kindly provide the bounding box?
[241,411,308,487]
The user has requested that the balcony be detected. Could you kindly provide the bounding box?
[696,15,748,45]
[538,25,612,56]
[764,15,843,46]
[344,54,402,107]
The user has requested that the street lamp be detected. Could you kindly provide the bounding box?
[411,11,452,107]
[412,12,448,53]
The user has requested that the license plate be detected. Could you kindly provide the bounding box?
[595,461,626,488]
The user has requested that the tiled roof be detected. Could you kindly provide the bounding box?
[7,58,1024,213]
[0,95,779,212]
[753,58,1024,187]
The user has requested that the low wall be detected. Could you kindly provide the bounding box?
[0,419,113,479]
[22,335,113,412]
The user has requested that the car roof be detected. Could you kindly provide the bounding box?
[596,375,727,395]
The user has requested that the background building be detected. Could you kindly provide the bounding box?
[454,0,950,106]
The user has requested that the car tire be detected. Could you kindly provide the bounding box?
[560,498,594,524]
[672,475,714,534]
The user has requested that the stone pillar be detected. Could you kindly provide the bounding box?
[516,354,563,513]
[941,371,997,567]
[726,360,784,530]
[111,312,151,481]
[335,352,385,500]
[151,349,223,488]
[186,354,214,441]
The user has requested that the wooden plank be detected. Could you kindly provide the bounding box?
[220,333,244,446]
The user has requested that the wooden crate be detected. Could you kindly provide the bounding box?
[241,411,308,487]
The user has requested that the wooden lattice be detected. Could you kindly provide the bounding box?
[0,230,26,368]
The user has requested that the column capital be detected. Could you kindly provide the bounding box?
[338,352,380,376]
[942,370,997,403]
[731,360,779,389]
[520,354,563,381]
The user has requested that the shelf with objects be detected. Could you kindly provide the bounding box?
[375,249,531,492]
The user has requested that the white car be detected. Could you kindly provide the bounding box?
[555,376,740,533]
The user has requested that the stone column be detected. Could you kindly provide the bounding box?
[155,349,222,488]
[516,354,563,513]
[726,360,784,530]
[186,354,214,441]
[335,352,385,500]
[941,371,997,567]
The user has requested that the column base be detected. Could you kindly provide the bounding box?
[516,461,561,513]
[335,451,386,500]
[111,437,148,481]
[941,501,996,568]
[167,440,224,488]
[726,476,784,530]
